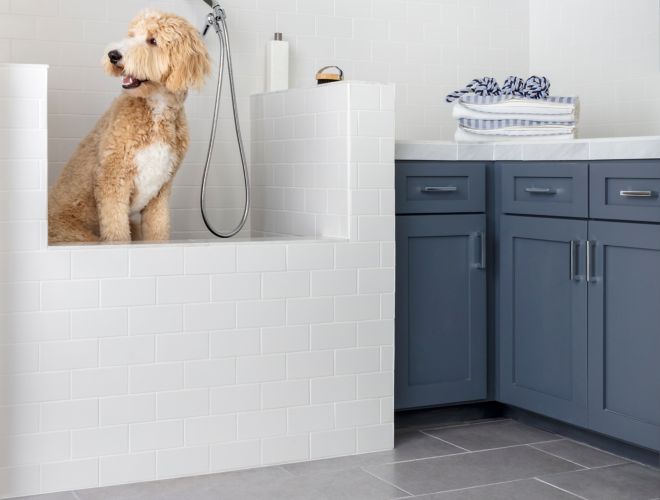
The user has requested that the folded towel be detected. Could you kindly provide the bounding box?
[453,102,576,123]
[446,75,551,102]
[458,118,575,135]
[459,94,578,116]
[455,128,575,143]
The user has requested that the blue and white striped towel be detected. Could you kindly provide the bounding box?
[458,94,578,116]
[458,118,574,130]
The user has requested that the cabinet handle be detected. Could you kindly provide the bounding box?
[569,240,578,281]
[586,240,593,283]
[619,190,653,197]
[478,232,486,270]
[422,186,458,193]
[525,187,556,194]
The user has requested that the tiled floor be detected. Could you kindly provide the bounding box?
[12,419,660,500]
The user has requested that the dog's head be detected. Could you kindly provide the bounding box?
[103,9,210,96]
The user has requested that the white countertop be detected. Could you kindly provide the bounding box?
[395,136,660,162]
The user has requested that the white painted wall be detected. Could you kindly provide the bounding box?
[529,0,660,138]
[0,65,395,498]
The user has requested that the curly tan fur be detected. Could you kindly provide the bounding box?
[48,10,210,244]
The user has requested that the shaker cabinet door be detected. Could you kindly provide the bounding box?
[499,216,588,426]
[395,214,487,409]
[587,221,660,451]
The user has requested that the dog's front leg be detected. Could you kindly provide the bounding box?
[95,160,132,242]
[141,181,172,241]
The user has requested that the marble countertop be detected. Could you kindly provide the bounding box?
[395,136,660,162]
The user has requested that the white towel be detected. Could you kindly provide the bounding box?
[452,102,576,123]
[459,95,578,116]
[455,128,575,143]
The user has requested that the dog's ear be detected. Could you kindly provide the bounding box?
[165,23,210,93]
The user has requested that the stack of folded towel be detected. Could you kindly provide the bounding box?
[446,76,579,143]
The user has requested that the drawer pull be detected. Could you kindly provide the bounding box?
[422,186,458,193]
[619,190,654,198]
[525,187,556,194]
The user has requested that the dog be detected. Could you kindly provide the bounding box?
[48,9,210,244]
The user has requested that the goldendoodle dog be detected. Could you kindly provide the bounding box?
[48,9,210,243]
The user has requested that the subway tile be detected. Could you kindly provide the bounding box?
[101,278,155,307]
[311,269,357,296]
[184,358,235,388]
[41,458,99,492]
[262,434,309,465]
[71,249,128,279]
[184,302,236,331]
[156,333,208,362]
[0,372,69,405]
[210,384,260,415]
[130,420,183,452]
[287,350,333,379]
[129,247,183,277]
[287,243,334,270]
[209,329,260,358]
[288,404,334,433]
[71,426,128,458]
[99,452,155,486]
[210,440,260,472]
[100,394,155,426]
[310,428,357,460]
[310,322,356,350]
[237,409,286,439]
[157,389,209,419]
[71,308,127,338]
[357,423,393,453]
[310,375,356,404]
[262,271,310,298]
[185,414,236,446]
[40,339,98,371]
[0,311,69,343]
[157,445,209,479]
[357,319,394,346]
[261,325,309,353]
[129,363,183,394]
[41,399,99,431]
[286,297,334,325]
[237,245,286,272]
[41,280,99,310]
[0,431,70,467]
[336,399,381,428]
[237,299,285,328]
[237,354,286,384]
[130,305,182,335]
[211,273,261,301]
[99,336,154,367]
[157,276,210,304]
[261,379,309,409]
[184,245,236,274]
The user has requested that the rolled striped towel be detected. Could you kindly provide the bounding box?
[458,118,575,134]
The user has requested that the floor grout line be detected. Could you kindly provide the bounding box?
[361,466,416,498]
[408,477,548,497]
[528,443,592,469]
[418,430,471,452]
[412,418,513,432]
[534,477,590,500]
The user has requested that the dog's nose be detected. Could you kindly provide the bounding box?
[108,50,122,65]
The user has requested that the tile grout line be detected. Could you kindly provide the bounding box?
[410,418,513,432]
[533,477,590,500]
[408,477,555,498]
[360,466,416,497]
[418,430,471,452]
[527,443,592,469]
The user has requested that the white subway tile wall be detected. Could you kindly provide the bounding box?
[529,0,660,138]
[0,66,394,497]
[0,0,531,239]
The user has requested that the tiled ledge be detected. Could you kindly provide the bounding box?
[395,136,660,162]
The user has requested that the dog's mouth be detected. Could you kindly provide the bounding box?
[122,74,146,89]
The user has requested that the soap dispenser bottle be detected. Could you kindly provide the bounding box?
[266,32,289,92]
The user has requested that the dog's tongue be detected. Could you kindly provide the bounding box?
[122,75,136,86]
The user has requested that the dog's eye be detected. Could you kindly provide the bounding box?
[148,38,157,46]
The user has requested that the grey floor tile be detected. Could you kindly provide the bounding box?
[192,467,408,500]
[425,420,559,451]
[539,462,660,500]
[9,494,77,500]
[283,430,463,476]
[365,445,581,496]
[531,439,629,468]
[410,478,579,499]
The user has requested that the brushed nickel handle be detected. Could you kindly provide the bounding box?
[619,190,653,197]
[525,187,556,194]
[422,186,458,193]
[569,240,578,281]
[586,240,593,283]
[476,232,486,270]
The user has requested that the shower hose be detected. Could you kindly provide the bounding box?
[201,7,250,238]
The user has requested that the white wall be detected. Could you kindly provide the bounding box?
[0,0,530,238]
[0,65,396,498]
[529,0,660,138]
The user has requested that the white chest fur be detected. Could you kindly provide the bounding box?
[131,142,176,214]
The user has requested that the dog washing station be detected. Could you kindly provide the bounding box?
[0,63,395,497]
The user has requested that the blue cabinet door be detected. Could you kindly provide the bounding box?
[587,221,660,451]
[395,214,487,409]
[499,216,588,426]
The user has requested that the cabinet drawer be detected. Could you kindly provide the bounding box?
[500,162,588,218]
[590,160,660,223]
[395,161,485,214]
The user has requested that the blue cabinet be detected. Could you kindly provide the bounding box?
[499,215,588,426]
[395,214,487,409]
[587,221,660,450]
